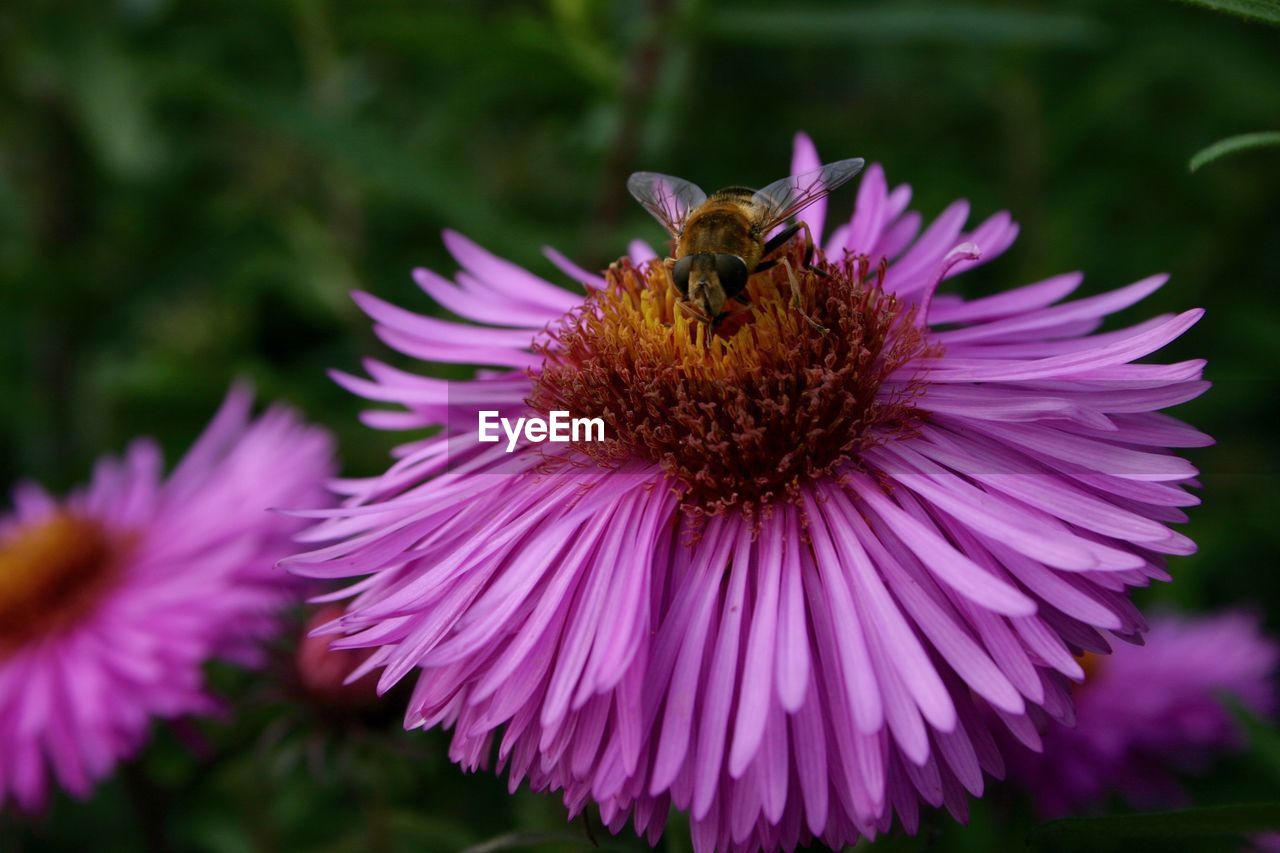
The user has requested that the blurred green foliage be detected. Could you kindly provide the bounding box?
[1191,130,1280,172]
[2,0,1279,850]
[1173,0,1280,26]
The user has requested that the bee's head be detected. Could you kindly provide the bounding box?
[671,253,748,322]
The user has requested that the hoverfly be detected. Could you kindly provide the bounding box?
[627,157,864,330]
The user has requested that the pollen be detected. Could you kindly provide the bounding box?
[0,513,126,656]
[529,243,935,519]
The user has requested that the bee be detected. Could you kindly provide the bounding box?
[627,157,864,330]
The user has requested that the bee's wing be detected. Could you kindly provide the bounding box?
[627,172,708,237]
[751,158,865,232]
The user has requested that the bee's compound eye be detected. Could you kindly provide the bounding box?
[714,254,749,299]
[671,256,693,296]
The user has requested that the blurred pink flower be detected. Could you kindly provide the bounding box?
[0,385,334,812]
[291,133,1209,851]
[1007,610,1277,817]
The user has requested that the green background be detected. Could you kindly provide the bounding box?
[1,0,1278,850]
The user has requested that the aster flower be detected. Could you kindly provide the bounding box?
[291,133,1210,850]
[1006,610,1277,817]
[0,385,334,813]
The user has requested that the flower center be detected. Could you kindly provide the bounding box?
[1075,651,1103,685]
[0,513,125,656]
[529,244,933,518]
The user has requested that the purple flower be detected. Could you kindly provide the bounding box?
[1007,610,1277,817]
[0,385,334,813]
[292,133,1209,850]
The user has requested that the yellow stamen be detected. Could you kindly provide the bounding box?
[531,246,934,518]
[0,513,126,656]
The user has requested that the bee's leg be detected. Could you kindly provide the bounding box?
[760,222,804,258]
[793,221,831,278]
[781,257,828,334]
[763,221,830,279]
[661,256,678,288]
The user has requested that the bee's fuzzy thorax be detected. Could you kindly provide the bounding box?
[529,244,936,520]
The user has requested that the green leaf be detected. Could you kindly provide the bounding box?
[195,80,548,256]
[701,6,1103,47]
[1172,0,1280,26]
[1028,803,1280,852]
[1189,131,1280,172]
[68,39,168,180]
